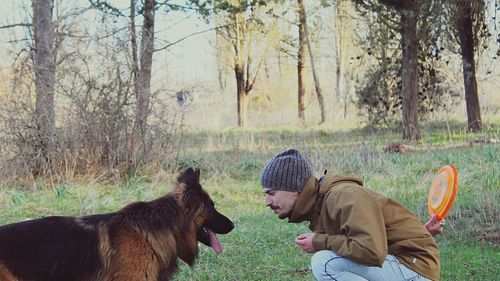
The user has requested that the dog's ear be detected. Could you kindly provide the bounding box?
[194,168,200,184]
[175,168,202,206]
[176,167,201,191]
[177,168,196,184]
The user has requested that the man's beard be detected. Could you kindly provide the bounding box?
[278,209,291,219]
[277,201,296,219]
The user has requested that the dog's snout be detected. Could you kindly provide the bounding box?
[227,220,235,232]
[207,211,234,234]
[219,216,234,234]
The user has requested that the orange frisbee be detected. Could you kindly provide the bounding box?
[427,164,458,221]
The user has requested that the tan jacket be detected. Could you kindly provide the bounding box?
[289,175,440,281]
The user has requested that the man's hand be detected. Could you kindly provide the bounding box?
[295,232,316,253]
[425,214,444,237]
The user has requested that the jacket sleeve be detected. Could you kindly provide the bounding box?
[312,188,388,267]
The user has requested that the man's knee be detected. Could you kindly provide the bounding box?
[311,250,338,277]
[311,251,369,281]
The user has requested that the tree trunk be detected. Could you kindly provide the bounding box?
[297,0,306,123]
[304,17,325,124]
[215,16,227,91]
[381,20,390,124]
[458,4,482,132]
[131,0,155,170]
[234,9,247,127]
[235,63,246,127]
[128,0,139,169]
[335,59,341,104]
[130,0,139,100]
[344,77,351,119]
[33,0,56,172]
[400,9,420,141]
[333,3,342,104]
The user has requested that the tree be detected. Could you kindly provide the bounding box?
[233,1,249,127]
[33,0,56,172]
[299,0,325,124]
[355,0,447,140]
[333,0,344,103]
[329,0,360,119]
[130,0,156,171]
[278,1,324,125]
[297,0,307,123]
[379,0,420,140]
[447,0,486,132]
[200,0,269,127]
[215,20,229,91]
[354,0,420,139]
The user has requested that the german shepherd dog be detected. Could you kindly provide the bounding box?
[0,168,234,281]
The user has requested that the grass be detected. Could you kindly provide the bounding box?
[0,124,499,280]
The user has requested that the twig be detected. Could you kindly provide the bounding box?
[154,25,229,52]
[0,23,32,30]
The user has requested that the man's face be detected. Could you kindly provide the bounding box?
[263,188,299,219]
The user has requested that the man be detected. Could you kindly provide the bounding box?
[261,149,440,281]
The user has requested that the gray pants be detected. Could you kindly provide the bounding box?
[311,250,432,281]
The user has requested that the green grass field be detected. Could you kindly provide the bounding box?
[0,125,498,280]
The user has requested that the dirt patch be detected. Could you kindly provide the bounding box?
[469,226,500,245]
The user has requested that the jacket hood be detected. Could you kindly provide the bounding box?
[289,175,364,224]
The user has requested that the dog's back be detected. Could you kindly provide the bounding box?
[0,214,116,281]
[0,200,184,281]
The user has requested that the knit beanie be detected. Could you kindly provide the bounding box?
[260,149,312,192]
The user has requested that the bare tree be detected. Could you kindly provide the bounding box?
[333,1,343,104]
[447,0,485,132]
[302,5,325,124]
[129,0,156,172]
[297,0,325,124]
[207,0,268,127]
[296,0,325,125]
[297,0,307,123]
[332,0,355,119]
[215,18,228,91]
[234,5,248,127]
[130,0,140,104]
[33,0,56,172]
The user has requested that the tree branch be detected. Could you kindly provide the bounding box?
[0,23,32,30]
[154,24,229,52]
[246,37,273,93]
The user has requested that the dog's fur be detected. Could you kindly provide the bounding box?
[0,168,234,281]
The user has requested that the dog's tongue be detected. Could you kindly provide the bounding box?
[207,228,223,254]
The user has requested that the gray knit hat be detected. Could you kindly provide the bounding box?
[260,149,312,192]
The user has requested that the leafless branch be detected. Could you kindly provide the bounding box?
[56,51,76,65]
[54,7,94,25]
[247,44,271,93]
[154,25,230,52]
[0,23,32,30]
[55,26,128,40]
